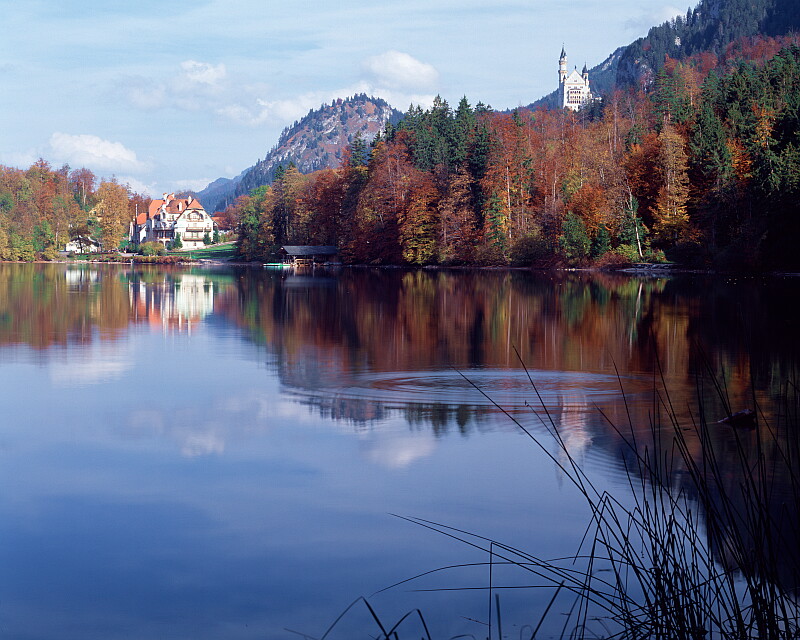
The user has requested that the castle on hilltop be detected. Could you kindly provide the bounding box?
[558,46,592,111]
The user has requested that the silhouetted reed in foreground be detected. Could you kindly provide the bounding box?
[299,353,800,640]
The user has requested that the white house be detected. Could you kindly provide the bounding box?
[558,47,593,111]
[65,236,101,253]
[132,193,215,249]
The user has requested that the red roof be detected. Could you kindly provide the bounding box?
[133,194,206,227]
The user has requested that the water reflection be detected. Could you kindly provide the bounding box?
[1,264,797,431]
[0,265,795,426]
[129,273,215,331]
[1,263,800,638]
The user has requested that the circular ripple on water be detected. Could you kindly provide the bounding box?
[287,368,649,409]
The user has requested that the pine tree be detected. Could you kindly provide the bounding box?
[349,131,369,168]
[559,212,590,264]
[452,97,476,167]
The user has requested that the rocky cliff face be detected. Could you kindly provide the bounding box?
[199,94,402,212]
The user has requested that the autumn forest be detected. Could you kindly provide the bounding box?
[2,36,800,270]
[229,37,800,270]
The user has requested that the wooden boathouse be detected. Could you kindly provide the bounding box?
[279,246,339,266]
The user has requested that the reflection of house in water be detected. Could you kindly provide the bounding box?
[129,273,215,331]
[64,267,100,288]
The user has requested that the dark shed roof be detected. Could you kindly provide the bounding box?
[280,246,339,256]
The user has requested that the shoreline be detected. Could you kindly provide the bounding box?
[15,257,799,277]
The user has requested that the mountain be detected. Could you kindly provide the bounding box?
[198,94,402,212]
[615,0,800,88]
[527,0,800,109]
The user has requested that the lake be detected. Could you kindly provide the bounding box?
[0,263,797,639]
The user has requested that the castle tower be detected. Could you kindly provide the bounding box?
[559,45,567,84]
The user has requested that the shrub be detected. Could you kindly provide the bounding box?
[614,243,642,263]
[473,242,508,266]
[132,255,187,264]
[509,227,553,266]
[670,240,708,267]
[41,247,60,261]
[203,231,211,245]
[140,241,166,257]
[644,247,667,263]
[11,235,35,262]
[594,249,634,269]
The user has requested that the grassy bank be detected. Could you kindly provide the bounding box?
[169,243,237,261]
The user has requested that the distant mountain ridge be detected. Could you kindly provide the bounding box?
[198,94,402,212]
[527,0,800,110]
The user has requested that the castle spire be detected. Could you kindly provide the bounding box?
[558,45,567,85]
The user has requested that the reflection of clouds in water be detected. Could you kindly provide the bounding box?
[553,393,592,487]
[124,391,313,458]
[125,409,233,458]
[557,393,592,461]
[49,342,133,387]
[359,429,437,469]
[181,432,226,457]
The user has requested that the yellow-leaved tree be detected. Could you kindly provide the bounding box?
[95,180,130,250]
[653,123,691,244]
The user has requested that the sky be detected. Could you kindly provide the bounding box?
[0,1,684,200]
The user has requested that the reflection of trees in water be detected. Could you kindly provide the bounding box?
[219,268,800,436]
[404,402,492,436]
[294,390,492,435]
[693,413,800,598]
[596,378,800,601]
[0,263,131,348]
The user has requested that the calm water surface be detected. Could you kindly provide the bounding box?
[0,264,797,639]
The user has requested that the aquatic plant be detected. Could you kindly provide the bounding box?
[306,352,800,639]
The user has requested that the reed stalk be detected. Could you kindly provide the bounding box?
[310,352,800,639]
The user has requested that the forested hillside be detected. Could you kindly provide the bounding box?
[198,94,402,212]
[616,0,800,88]
[230,39,800,270]
[530,0,800,109]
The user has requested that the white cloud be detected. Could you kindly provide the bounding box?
[172,177,215,193]
[624,5,684,35]
[128,82,166,110]
[0,149,39,169]
[180,60,227,85]
[363,50,439,92]
[49,133,146,173]
[121,53,437,131]
[219,80,437,129]
[220,85,366,127]
[116,175,156,196]
[124,59,228,112]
